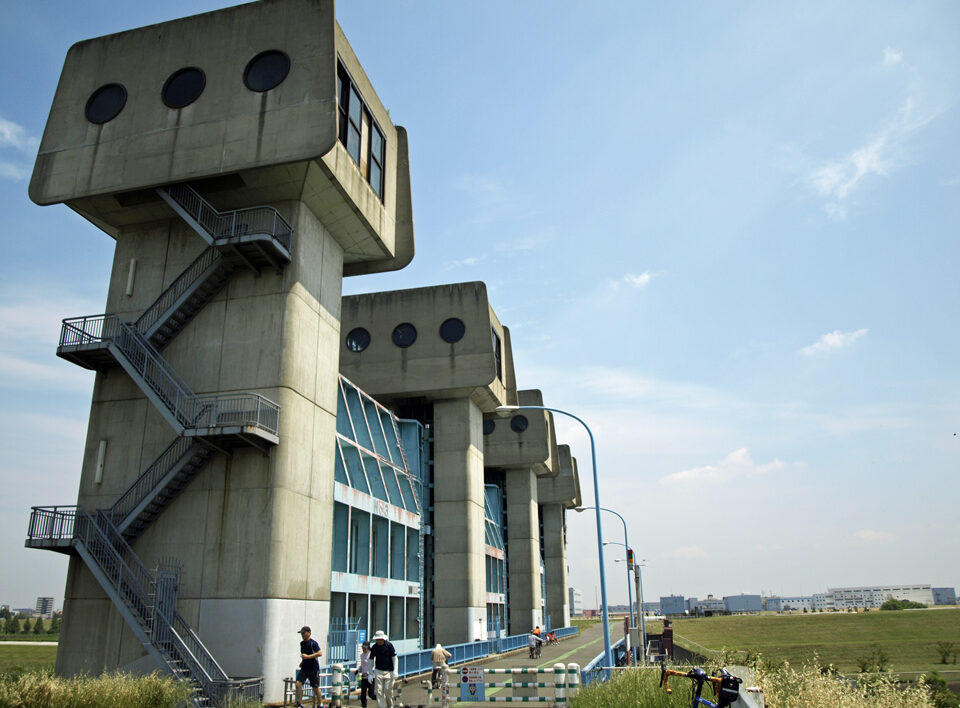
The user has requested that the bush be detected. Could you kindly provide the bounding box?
[0,671,192,708]
[570,660,938,708]
[881,599,927,611]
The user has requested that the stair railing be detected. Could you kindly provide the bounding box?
[107,437,197,527]
[163,184,292,252]
[136,247,225,336]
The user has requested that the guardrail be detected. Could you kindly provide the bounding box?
[26,505,262,706]
[580,636,627,686]
[164,183,293,252]
[136,246,224,336]
[106,437,196,527]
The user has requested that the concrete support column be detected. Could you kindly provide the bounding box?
[505,468,542,634]
[541,504,569,628]
[432,398,486,644]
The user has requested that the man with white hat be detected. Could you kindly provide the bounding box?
[368,629,397,708]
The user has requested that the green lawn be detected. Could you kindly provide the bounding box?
[665,608,960,675]
[0,644,58,673]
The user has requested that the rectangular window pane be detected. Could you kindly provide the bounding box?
[347,125,361,164]
[371,128,384,164]
[390,596,404,640]
[349,88,362,127]
[369,161,382,199]
[406,598,419,640]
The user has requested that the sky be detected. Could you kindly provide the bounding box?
[0,1,958,611]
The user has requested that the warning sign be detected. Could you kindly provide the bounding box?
[459,666,485,701]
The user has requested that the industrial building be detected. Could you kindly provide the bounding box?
[933,587,957,605]
[23,1,579,704]
[723,594,763,613]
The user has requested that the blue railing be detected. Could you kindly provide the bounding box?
[581,636,627,686]
[331,626,581,684]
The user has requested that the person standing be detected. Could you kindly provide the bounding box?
[296,626,323,708]
[352,641,376,708]
[431,643,451,689]
[369,630,397,708]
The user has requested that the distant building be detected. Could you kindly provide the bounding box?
[35,597,54,619]
[812,593,834,611]
[695,595,725,614]
[830,585,933,609]
[568,587,584,616]
[685,597,698,613]
[765,596,812,612]
[660,595,685,615]
[642,601,662,614]
[932,588,957,606]
[724,594,762,613]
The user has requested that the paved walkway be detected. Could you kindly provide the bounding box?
[390,623,611,707]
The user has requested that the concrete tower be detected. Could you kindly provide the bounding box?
[339,282,512,644]
[26,1,413,702]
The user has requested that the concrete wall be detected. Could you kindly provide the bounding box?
[340,282,506,408]
[30,0,412,274]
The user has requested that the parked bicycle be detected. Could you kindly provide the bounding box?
[660,660,742,708]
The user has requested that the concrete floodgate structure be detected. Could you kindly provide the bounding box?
[25,1,579,704]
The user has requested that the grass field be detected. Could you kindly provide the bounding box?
[660,608,960,675]
[0,644,57,673]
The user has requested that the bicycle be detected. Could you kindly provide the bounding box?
[528,639,542,660]
[660,660,742,708]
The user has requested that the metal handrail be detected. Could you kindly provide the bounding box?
[136,247,224,335]
[60,317,280,436]
[27,506,261,704]
[107,437,196,526]
[165,183,292,252]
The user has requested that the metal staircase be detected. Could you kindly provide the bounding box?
[28,184,294,704]
[156,183,292,273]
[107,437,215,541]
[26,506,261,707]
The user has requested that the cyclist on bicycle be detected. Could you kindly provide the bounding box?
[527,631,543,659]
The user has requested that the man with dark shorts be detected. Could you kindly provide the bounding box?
[296,625,323,708]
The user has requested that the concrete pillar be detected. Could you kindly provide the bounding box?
[56,203,343,703]
[541,504,569,627]
[432,398,486,643]
[506,468,542,633]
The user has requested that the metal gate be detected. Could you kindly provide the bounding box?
[328,616,361,664]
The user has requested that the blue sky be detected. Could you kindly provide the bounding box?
[1,1,958,610]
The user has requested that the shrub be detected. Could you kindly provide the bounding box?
[0,671,192,708]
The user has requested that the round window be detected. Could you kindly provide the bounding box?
[392,323,417,348]
[345,328,371,352]
[483,419,495,436]
[162,67,206,109]
[244,50,291,92]
[439,317,466,343]
[510,415,529,433]
[85,83,127,124]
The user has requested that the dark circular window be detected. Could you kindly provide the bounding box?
[85,83,127,124]
[244,50,291,92]
[439,318,466,344]
[162,67,206,108]
[483,419,495,436]
[345,328,371,352]
[510,415,529,433]
[392,323,417,348]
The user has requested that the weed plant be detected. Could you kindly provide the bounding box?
[569,656,941,708]
[0,670,192,708]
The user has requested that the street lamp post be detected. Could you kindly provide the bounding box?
[577,505,633,660]
[495,405,613,674]
[636,560,647,661]
[603,539,636,633]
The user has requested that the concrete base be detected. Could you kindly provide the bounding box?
[434,606,487,645]
[197,597,330,704]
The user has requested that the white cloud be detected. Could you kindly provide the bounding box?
[442,255,482,270]
[0,161,29,181]
[659,448,785,487]
[800,328,868,357]
[882,48,903,66]
[0,117,39,153]
[670,545,707,559]
[607,272,653,290]
[808,97,942,218]
[855,528,894,543]
[810,136,888,203]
